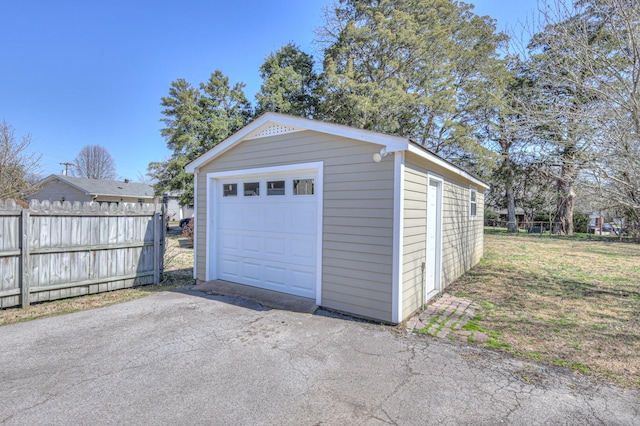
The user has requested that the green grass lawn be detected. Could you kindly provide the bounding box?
[450,229,640,389]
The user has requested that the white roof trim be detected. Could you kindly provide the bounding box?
[185,113,408,173]
[407,145,490,190]
[185,112,489,190]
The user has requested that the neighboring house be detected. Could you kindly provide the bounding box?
[164,191,194,222]
[588,211,624,235]
[496,207,528,227]
[29,175,156,204]
[185,113,488,324]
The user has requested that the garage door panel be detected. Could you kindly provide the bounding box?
[264,209,287,227]
[265,266,286,286]
[290,269,315,297]
[221,233,239,250]
[219,207,242,227]
[216,171,318,300]
[220,258,239,279]
[243,261,261,281]
[291,209,316,229]
[242,208,262,228]
[242,235,261,252]
[264,237,286,255]
[290,239,315,262]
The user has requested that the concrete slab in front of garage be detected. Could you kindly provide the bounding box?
[192,279,318,314]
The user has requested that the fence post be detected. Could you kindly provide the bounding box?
[161,204,165,276]
[153,212,160,285]
[20,209,30,308]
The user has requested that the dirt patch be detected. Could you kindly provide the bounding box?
[449,231,640,389]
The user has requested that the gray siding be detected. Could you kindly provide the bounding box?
[441,181,484,285]
[29,181,153,204]
[402,163,428,320]
[195,130,395,322]
[401,153,485,319]
[29,181,91,203]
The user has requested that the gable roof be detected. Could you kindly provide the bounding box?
[185,112,489,189]
[39,175,156,198]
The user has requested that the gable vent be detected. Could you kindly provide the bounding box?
[246,123,301,140]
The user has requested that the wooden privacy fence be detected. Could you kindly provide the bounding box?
[0,199,165,309]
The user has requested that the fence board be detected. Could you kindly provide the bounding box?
[0,200,165,309]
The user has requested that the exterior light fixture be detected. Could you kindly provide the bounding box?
[373,148,388,163]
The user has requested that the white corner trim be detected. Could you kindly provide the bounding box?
[204,173,217,281]
[392,151,405,324]
[428,173,444,296]
[193,171,198,279]
[315,162,324,306]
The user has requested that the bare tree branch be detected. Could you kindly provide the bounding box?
[72,145,117,180]
[0,121,42,201]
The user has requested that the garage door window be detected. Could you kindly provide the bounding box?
[293,178,314,195]
[267,180,285,196]
[244,182,260,196]
[223,183,237,197]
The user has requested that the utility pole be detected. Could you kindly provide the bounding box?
[60,162,73,176]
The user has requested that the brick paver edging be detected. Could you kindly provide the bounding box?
[406,293,489,343]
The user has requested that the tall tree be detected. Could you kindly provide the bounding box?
[255,43,322,118]
[0,121,41,200]
[72,145,117,179]
[150,70,252,205]
[578,0,640,238]
[317,0,507,177]
[479,57,535,232]
[526,0,640,235]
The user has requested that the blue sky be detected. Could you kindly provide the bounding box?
[1,0,538,182]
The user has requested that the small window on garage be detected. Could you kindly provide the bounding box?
[223,183,237,197]
[469,188,477,220]
[293,179,314,195]
[267,180,285,196]
[244,182,260,196]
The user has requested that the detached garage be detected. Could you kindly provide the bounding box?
[185,113,487,324]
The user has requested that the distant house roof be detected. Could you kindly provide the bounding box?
[40,174,155,198]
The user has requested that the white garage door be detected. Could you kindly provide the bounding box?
[215,172,318,299]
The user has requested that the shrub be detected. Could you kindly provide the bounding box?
[182,220,194,247]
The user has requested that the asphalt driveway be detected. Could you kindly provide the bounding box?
[1,288,638,425]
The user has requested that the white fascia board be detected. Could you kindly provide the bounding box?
[407,145,489,190]
[185,112,410,173]
[185,114,273,173]
[269,113,409,150]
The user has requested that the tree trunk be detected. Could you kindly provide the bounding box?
[555,161,576,235]
[506,184,518,233]
[504,155,518,233]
